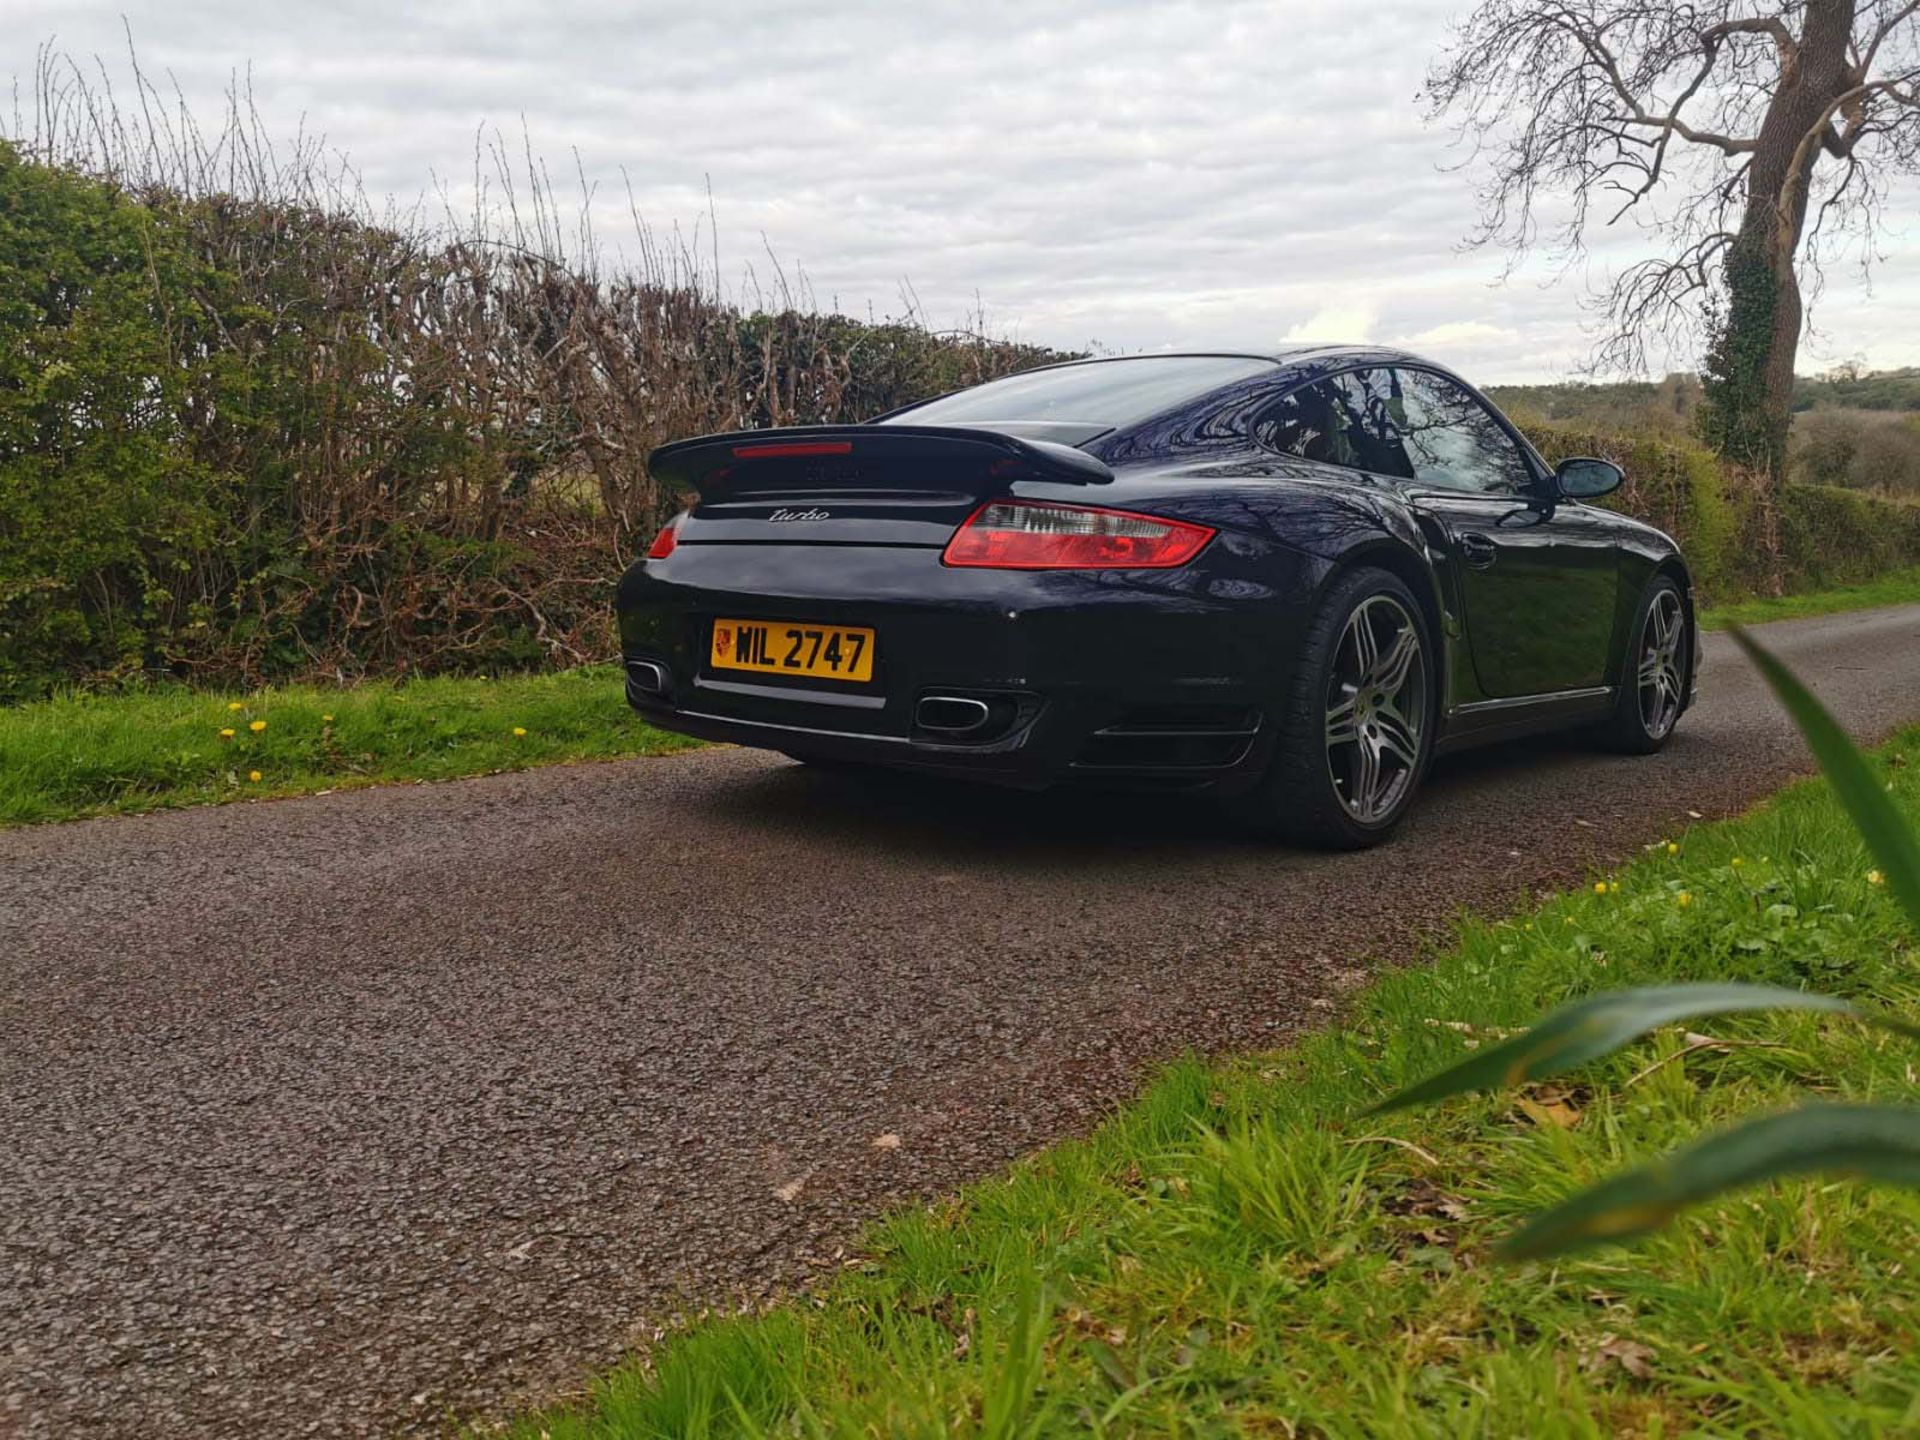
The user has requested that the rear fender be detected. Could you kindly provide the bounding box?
[1276,494,1464,716]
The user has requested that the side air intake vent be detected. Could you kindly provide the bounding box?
[1073,706,1262,771]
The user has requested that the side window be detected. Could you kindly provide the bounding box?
[1254,381,1348,466]
[1392,369,1532,495]
[1254,369,1413,479]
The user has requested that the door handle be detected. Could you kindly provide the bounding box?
[1458,532,1497,569]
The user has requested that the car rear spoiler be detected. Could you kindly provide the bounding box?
[647,424,1114,500]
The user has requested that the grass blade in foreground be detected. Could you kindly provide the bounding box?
[1373,639,1920,1261]
[1500,1104,1920,1259]
[1729,624,1920,930]
[1368,983,1876,1115]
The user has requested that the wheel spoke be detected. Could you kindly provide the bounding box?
[1371,627,1419,695]
[1652,597,1677,647]
[1325,694,1360,746]
[1373,710,1420,767]
[1350,608,1379,675]
[1635,591,1686,740]
[1352,736,1382,816]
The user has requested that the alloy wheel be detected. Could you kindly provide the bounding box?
[1324,595,1428,824]
[1637,589,1686,740]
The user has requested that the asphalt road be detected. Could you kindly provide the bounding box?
[4,605,1920,1437]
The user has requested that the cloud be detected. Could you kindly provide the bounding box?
[1406,321,1518,349]
[1285,301,1382,345]
[4,0,1918,382]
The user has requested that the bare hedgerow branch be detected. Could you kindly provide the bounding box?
[3,43,1069,695]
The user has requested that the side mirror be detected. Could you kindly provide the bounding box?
[1554,456,1624,500]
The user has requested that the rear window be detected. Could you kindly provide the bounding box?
[883,356,1275,433]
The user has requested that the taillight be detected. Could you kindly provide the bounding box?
[646,514,682,560]
[942,500,1215,570]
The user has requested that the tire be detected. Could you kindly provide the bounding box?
[1592,575,1689,754]
[1237,566,1437,849]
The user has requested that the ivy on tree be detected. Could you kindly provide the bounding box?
[1425,1,1920,489]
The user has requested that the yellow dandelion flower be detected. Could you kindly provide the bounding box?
[249,719,267,733]
[1676,891,1693,907]
[227,701,244,712]
[219,727,236,739]
[1666,842,1680,856]
[322,713,335,723]
[512,727,528,738]
[1731,857,1744,868]
[1868,869,1886,887]
[1594,881,1608,895]
[248,770,262,783]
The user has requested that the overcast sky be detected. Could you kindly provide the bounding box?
[8,0,1920,381]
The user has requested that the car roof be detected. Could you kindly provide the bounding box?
[1021,345,1455,385]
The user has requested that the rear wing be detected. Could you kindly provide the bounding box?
[647,424,1114,500]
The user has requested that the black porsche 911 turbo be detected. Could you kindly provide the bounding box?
[617,347,1698,847]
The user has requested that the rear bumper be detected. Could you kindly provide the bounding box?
[625,667,1272,791]
[617,540,1323,792]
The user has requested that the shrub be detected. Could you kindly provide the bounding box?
[1849,416,1920,494]
[1792,408,1920,493]
[1523,420,1920,601]
[1520,422,1740,589]
[0,63,1066,700]
[1792,408,1863,486]
[1772,483,1920,591]
[0,141,232,697]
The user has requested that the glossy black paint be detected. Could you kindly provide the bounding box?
[617,346,1699,793]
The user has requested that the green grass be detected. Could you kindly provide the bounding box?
[0,667,701,826]
[1700,564,1920,629]
[5,562,1917,830]
[502,734,1920,1439]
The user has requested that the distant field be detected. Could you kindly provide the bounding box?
[1487,367,1920,431]
[1486,376,1701,433]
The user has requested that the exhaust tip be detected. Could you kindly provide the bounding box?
[915,695,994,735]
[625,658,669,697]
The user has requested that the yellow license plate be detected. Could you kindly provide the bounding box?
[710,619,875,683]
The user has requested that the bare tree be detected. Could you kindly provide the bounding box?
[1426,1,1920,486]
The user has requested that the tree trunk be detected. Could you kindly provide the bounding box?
[1702,0,1855,491]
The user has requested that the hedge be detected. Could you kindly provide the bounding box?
[1522,423,1920,602]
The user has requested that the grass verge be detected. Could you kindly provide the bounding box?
[1700,564,1920,630]
[0,667,701,826]
[8,563,1919,829]
[505,732,1920,1438]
